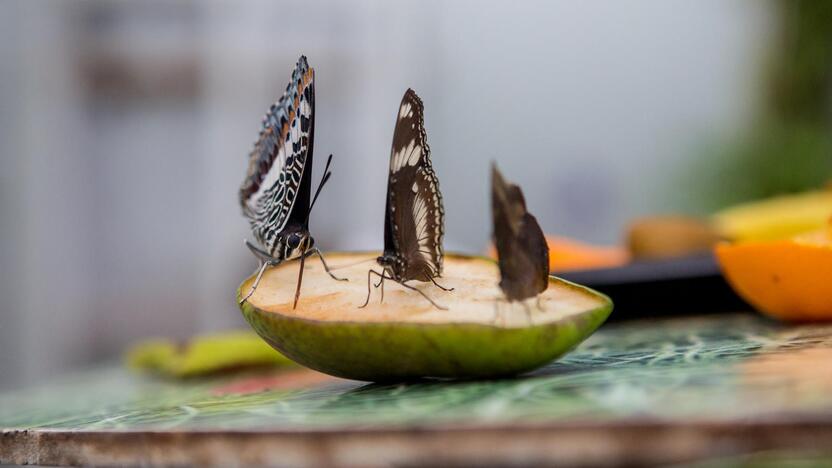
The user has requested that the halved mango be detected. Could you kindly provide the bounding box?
[715,222,832,321]
[238,253,612,381]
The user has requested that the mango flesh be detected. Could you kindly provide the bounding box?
[716,221,832,322]
[238,253,612,381]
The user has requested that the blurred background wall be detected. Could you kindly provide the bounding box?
[0,0,780,389]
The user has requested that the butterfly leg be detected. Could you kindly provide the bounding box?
[376,266,395,301]
[493,298,509,326]
[360,271,447,310]
[368,272,384,301]
[240,240,283,304]
[306,247,347,282]
[359,269,386,308]
[522,300,532,325]
[398,280,448,311]
[429,276,454,292]
[245,239,274,262]
[292,253,306,310]
[239,260,271,304]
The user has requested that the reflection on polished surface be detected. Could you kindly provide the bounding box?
[4,314,832,431]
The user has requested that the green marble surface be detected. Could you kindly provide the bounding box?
[3,313,832,432]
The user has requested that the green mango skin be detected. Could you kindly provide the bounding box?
[237,267,612,382]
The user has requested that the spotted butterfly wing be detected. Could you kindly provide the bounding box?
[383,89,445,282]
[239,56,315,257]
[491,164,549,301]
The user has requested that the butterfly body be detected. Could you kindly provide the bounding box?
[361,89,449,309]
[239,56,343,307]
[491,164,549,303]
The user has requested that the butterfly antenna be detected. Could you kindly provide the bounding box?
[305,154,333,224]
[326,255,378,271]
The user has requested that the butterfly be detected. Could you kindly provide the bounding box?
[491,163,549,305]
[239,56,345,308]
[360,89,452,310]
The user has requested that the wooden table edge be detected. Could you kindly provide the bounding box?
[4,417,832,466]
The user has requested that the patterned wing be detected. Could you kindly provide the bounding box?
[491,164,549,301]
[385,89,445,281]
[239,56,315,255]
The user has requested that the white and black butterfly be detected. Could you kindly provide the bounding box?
[361,89,452,309]
[239,56,345,308]
[491,163,549,305]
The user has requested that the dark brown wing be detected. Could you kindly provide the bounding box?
[384,89,445,281]
[491,163,549,301]
[239,56,315,255]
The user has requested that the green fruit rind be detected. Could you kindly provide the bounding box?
[237,255,612,381]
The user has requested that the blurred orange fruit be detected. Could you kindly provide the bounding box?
[715,220,832,321]
[489,235,629,272]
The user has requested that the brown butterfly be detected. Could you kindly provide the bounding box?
[360,89,452,309]
[491,163,549,304]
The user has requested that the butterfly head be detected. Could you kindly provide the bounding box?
[376,253,403,279]
[280,228,314,260]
